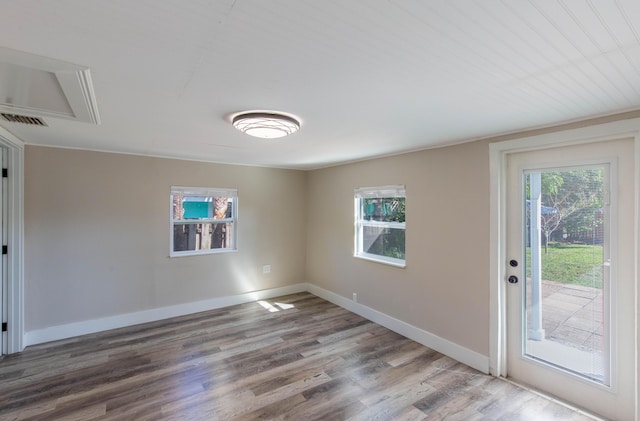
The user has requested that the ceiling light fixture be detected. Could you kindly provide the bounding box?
[232,112,300,139]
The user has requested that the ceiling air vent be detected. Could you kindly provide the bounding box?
[1,113,47,126]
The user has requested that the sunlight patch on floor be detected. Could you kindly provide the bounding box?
[257,300,295,312]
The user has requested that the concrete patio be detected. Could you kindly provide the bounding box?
[524,279,605,380]
[537,279,603,353]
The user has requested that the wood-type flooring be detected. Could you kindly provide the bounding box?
[0,293,599,420]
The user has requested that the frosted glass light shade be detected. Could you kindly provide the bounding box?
[232,112,299,139]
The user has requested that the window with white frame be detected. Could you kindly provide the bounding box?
[354,185,406,267]
[170,186,237,257]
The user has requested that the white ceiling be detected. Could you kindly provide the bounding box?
[1,0,640,170]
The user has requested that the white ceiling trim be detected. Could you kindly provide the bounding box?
[0,47,100,125]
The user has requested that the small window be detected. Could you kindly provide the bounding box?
[170,186,237,257]
[354,185,406,267]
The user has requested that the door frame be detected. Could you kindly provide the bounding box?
[0,127,24,355]
[489,117,640,415]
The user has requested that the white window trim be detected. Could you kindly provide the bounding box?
[170,186,238,257]
[355,251,407,268]
[354,185,406,268]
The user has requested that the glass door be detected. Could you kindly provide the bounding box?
[505,138,635,420]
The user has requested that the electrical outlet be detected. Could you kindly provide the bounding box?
[262,265,271,274]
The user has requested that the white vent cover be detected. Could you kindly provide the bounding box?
[0,47,100,124]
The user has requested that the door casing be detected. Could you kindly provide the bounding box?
[0,127,24,355]
[489,118,640,418]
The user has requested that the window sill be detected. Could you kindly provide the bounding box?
[170,248,237,258]
[354,253,406,268]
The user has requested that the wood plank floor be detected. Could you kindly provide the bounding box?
[0,293,599,420]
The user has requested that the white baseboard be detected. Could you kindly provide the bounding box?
[23,282,490,375]
[23,283,308,347]
[306,284,490,374]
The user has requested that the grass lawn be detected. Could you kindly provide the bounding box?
[526,242,603,288]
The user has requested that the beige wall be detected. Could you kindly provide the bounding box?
[306,140,491,356]
[24,143,492,356]
[25,146,308,330]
